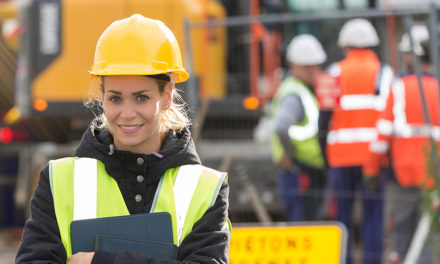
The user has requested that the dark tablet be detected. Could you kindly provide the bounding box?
[70,212,174,254]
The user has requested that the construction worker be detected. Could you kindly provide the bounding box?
[326,18,394,264]
[16,14,230,264]
[364,25,438,264]
[399,24,429,74]
[271,34,326,221]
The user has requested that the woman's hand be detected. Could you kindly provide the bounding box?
[279,153,293,170]
[68,252,94,264]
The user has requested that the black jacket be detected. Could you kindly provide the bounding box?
[15,125,230,264]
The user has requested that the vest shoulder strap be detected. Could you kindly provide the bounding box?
[49,157,76,258]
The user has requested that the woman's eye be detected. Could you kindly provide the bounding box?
[137,95,149,101]
[109,96,121,103]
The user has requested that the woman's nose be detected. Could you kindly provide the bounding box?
[120,102,137,120]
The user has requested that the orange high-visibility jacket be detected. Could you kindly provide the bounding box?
[364,74,440,188]
[326,49,393,167]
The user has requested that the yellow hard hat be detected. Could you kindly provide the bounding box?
[90,14,189,83]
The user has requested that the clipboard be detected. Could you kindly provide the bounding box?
[70,212,175,256]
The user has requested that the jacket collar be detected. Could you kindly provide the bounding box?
[74,124,201,185]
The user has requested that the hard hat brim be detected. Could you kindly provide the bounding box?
[89,66,190,83]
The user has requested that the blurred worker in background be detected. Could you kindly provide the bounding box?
[364,24,438,264]
[16,14,230,264]
[326,18,394,264]
[270,34,326,221]
[399,24,429,74]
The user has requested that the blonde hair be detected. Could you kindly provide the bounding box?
[85,76,191,135]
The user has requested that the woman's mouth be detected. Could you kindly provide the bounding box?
[118,125,143,134]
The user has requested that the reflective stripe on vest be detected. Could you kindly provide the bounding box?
[395,124,440,140]
[369,140,389,154]
[150,165,227,246]
[49,158,227,260]
[392,79,440,140]
[287,83,319,141]
[327,127,377,144]
[393,79,408,135]
[335,65,393,111]
[377,119,393,136]
[74,158,97,220]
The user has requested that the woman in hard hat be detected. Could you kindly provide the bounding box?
[16,14,230,264]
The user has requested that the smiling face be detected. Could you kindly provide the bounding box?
[102,75,172,154]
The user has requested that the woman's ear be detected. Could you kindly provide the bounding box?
[162,82,174,110]
[100,77,106,106]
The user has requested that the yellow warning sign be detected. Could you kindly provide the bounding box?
[229,223,346,264]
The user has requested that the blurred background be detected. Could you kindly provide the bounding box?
[0,0,439,263]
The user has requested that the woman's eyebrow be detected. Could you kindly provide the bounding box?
[132,90,149,95]
[107,90,122,95]
[106,90,149,95]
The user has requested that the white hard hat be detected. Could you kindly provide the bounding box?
[286,34,327,65]
[399,24,429,54]
[338,18,380,48]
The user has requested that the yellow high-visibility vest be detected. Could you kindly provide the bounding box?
[270,76,324,169]
[49,157,228,261]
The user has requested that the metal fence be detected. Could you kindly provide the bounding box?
[185,5,440,264]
